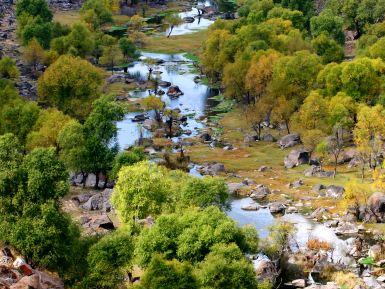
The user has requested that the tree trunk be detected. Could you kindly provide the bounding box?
[167,26,174,38]
[285,120,290,134]
[361,164,365,181]
[94,173,100,189]
[82,172,88,188]
[333,155,338,178]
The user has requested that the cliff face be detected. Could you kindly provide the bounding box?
[46,0,84,9]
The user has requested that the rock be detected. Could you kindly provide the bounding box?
[242,178,256,186]
[262,134,274,142]
[335,221,359,236]
[292,279,307,288]
[310,207,330,220]
[250,184,271,200]
[284,149,309,169]
[325,185,345,198]
[86,214,114,230]
[106,74,125,84]
[80,189,112,212]
[199,132,212,142]
[367,192,385,222]
[253,255,278,284]
[200,163,225,175]
[143,119,158,131]
[258,166,271,172]
[286,206,299,213]
[10,271,64,289]
[244,135,257,143]
[167,85,184,98]
[72,193,92,204]
[376,275,385,283]
[227,182,246,195]
[183,16,195,23]
[268,202,286,214]
[369,244,383,261]
[278,134,301,149]
[312,184,326,193]
[338,148,357,164]
[241,203,259,211]
[223,145,234,150]
[288,179,304,188]
[159,81,171,87]
[304,283,339,289]
[193,75,201,83]
[304,165,333,177]
[132,113,147,122]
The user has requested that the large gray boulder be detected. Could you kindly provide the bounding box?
[278,134,300,149]
[252,255,278,284]
[268,202,286,214]
[324,185,345,198]
[81,189,113,212]
[284,149,309,169]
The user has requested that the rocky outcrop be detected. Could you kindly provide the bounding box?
[79,189,113,212]
[304,165,333,177]
[167,85,184,98]
[363,192,385,223]
[268,202,286,214]
[199,163,225,175]
[324,185,345,198]
[278,134,301,149]
[284,149,309,169]
[252,255,278,284]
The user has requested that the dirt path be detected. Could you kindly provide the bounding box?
[0,2,37,100]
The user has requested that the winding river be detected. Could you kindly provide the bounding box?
[115,2,353,264]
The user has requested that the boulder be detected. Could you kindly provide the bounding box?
[291,279,307,288]
[250,184,271,200]
[167,85,184,98]
[10,271,64,289]
[262,134,274,142]
[312,184,326,193]
[199,132,212,142]
[304,165,333,177]
[106,74,125,84]
[242,178,256,186]
[310,207,330,221]
[244,135,257,144]
[253,255,278,284]
[81,189,113,212]
[258,166,271,172]
[284,149,309,169]
[200,163,225,175]
[304,283,340,289]
[367,192,385,222]
[368,244,383,261]
[278,134,300,149]
[335,221,359,236]
[183,16,195,23]
[241,203,259,211]
[325,185,345,198]
[268,202,286,214]
[288,179,304,188]
[338,148,357,164]
[143,119,158,131]
[132,114,147,122]
[85,214,115,230]
[227,182,246,195]
[159,81,171,87]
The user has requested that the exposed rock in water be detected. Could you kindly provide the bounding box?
[159,80,171,87]
[252,254,278,284]
[167,85,184,98]
[227,182,246,195]
[183,16,195,23]
[284,149,309,169]
[241,203,259,211]
[278,133,301,149]
[250,184,271,200]
[268,202,286,214]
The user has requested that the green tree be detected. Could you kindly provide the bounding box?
[136,255,198,289]
[311,34,344,64]
[0,57,20,80]
[118,37,137,61]
[16,0,53,22]
[310,9,344,44]
[100,38,124,73]
[112,161,171,223]
[19,16,53,48]
[109,148,146,180]
[83,228,134,289]
[81,0,113,29]
[142,95,165,124]
[134,206,258,266]
[165,14,183,38]
[23,38,45,74]
[37,55,104,120]
[196,243,258,289]
[83,95,125,188]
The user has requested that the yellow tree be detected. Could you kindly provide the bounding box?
[353,104,385,180]
[142,95,165,124]
[23,38,45,74]
[245,50,281,103]
[244,97,271,140]
[26,108,72,151]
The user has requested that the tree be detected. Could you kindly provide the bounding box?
[109,148,146,180]
[134,206,258,266]
[136,255,198,289]
[118,37,137,62]
[26,108,72,151]
[100,42,124,73]
[19,16,53,48]
[368,37,385,61]
[83,228,134,289]
[111,161,171,223]
[165,14,183,38]
[271,96,296,134]
[129,15,145,31]
[310,9,345,44]
[301,129,326,160]
[80,0,113,29]
[57,120,88,175]
[353,104,385,179]
[23,38,45,75]
[0,57,20,80]
[179,177,230,210]
[142,95,165,124]
[311,34,344,64]
[37,55,104,120]
[245,50,281,103]
[244,99,271,140]
[195,243,258,289]
[83,95,125,188]
[0,99,41,145]
[16,0,53,22]
[51,23,94,58]
[267,6,305,29]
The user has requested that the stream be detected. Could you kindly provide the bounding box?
[115,3,354,269]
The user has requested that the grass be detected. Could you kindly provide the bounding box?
[143,30,207,54]
[53,10,81,26]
